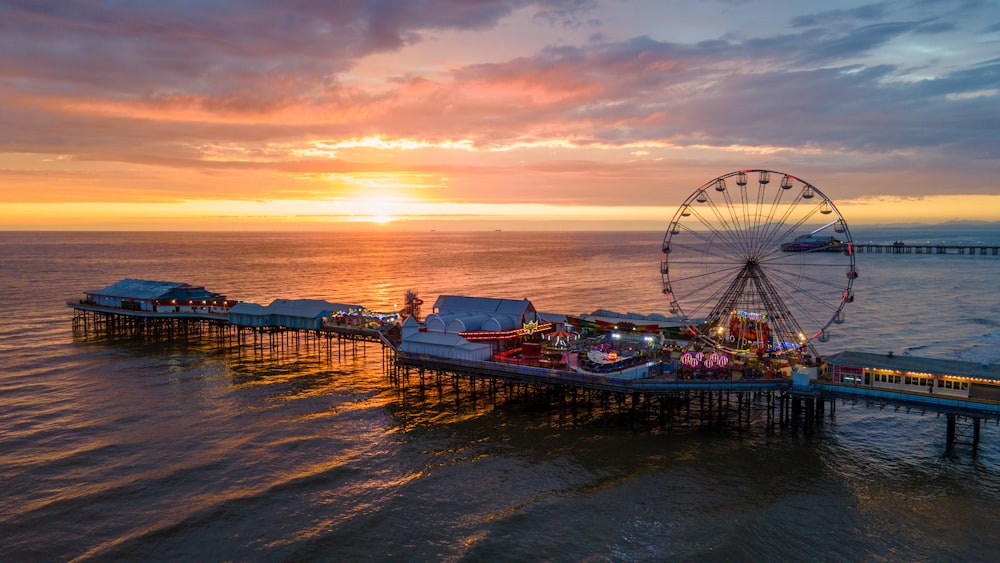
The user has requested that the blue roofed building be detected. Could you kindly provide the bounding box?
[81,278,231,314]
[228,298,364,330]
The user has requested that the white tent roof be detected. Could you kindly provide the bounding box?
[432,295,534,317]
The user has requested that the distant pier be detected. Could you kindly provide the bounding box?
[854,242,1000,255]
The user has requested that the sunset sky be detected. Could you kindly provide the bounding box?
[2,0,999,231]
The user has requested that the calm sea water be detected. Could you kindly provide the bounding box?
[2,227,1000,561]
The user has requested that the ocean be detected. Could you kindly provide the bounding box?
[2,227,1000,561]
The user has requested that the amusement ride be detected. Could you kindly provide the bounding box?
[661,169,857,361]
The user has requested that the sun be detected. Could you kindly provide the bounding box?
[368,214,396,225]
[343,193,409,225]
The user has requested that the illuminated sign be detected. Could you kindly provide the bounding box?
[734,310,768,322]
[460,322,554,341]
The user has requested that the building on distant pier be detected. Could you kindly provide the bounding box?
[80,278,232,314]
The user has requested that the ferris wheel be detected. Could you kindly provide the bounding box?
[661,169,857,357]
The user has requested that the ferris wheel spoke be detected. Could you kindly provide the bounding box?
[759,256,849,276]
[755,208,801,257]
[769,289,835,337]
[757,188,809,253]
[743,172,786,256]
[717,186,757,255]
[694,191,745,249]
[749,176,777,254]
[667,232,748,264]
[684,232,747,262]
[685,200,751,257]
[671,272,743,323]
[762,256,850,294]
[666,264,746,294]
[760,260,849,298]
[772,204,843,257]
[684,280,737,320]
[758,269,840,324]
[756,262,848,334]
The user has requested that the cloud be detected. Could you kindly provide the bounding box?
[789,3,889,28]
[0,1,545,100]
[1,0,998,218]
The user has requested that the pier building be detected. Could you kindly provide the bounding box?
[399,295,552,361]
[228,298,366,330]
[81,278,233,314]
[423,295,544,336]
[824,350,1000,400]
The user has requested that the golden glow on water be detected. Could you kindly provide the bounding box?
[462,530,489,551]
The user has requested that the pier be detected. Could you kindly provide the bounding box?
[69,298,831,435]
[69,279,1000,455]
[853,242,1000,255]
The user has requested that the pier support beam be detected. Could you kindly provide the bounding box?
[946,414,956,449]
[946,415,982,455]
